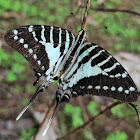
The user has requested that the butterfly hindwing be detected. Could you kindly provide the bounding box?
[63,43,138,102]
[4,25,75,76]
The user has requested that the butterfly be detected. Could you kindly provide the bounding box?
[4,25,138,135]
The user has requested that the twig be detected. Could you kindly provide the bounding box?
[83,7,140,16]
[82,0,91,30]
[57,101,122,140]
[33,98,56,140]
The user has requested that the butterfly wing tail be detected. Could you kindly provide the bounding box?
[43,99,61,136]
[16,82,49,121]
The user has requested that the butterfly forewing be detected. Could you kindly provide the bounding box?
[63,43,138,102]
[4,25,75,76]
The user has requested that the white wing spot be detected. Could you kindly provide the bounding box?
[64,94,70,100]
[118,86,123,92]
[33,54,37,59]
[129,87,135,91]
[103,86,109,90]
[111,86,116,91]
[24,44,28,48]
[125,90,129,94]
[13,30,18,35]
[115,73,121,78]
[29,49,33,54]
[37,73,41,76]
[72,91,77,95]
[19,38,24,44]
[95,86,101,90]
[80,86,85,89]
[28,25,33,32]
[14,36,18,40]
[37,60,41,65]
[109,75,115,78]
[42,66,45,70]
[122,73,127,78]
[88,85,93,89]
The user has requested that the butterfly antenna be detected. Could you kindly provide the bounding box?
[71,12,82,27]
[16,84,46,121]
[129,103,140,124]
[86,26,107,32]
[43,99,61,136]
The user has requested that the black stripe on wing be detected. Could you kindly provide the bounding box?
[4,25,74,75]
[65,43,138,102]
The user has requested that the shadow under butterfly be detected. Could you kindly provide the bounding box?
[4,25,139,135]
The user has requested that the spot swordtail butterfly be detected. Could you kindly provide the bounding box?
[4,25,138,135]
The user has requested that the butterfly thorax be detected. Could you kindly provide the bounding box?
[62,30,87,74]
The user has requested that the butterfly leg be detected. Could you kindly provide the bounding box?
[33,69,42,86]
